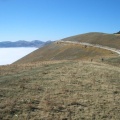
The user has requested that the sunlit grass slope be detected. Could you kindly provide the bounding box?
[14,42,117,64]
[0,61,120,119]
[62,32,120,49]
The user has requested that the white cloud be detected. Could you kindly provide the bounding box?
[0,48,37,65]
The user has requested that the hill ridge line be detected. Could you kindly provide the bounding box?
[59,40,120,55]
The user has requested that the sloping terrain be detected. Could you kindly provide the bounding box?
[0,61,120,120]
[105,56,120,66]
[14,42,117,64]
[1,32,120,120]
[62,32,120,49]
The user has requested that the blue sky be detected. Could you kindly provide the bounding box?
[0,0,120,41]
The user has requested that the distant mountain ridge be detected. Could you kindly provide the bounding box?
[0,40,53,48]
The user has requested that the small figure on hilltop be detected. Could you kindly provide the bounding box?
[101,58,104,62]
[84,45,87,48]
[91,59,93,62]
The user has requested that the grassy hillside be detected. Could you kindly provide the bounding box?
[1,32,120,119]
[0,61,120,119]
[62,32,120,49]
[14,42,117,64]
[105,56,120,66]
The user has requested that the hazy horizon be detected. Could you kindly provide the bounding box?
[0,47,37,65]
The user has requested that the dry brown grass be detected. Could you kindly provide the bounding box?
[0,60,120,120]
[104,56,120,67]
[62,32,120,49]
[13,42,117,64]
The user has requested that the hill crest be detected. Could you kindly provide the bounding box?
[62,32,120,49]
[13,32,120,64]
